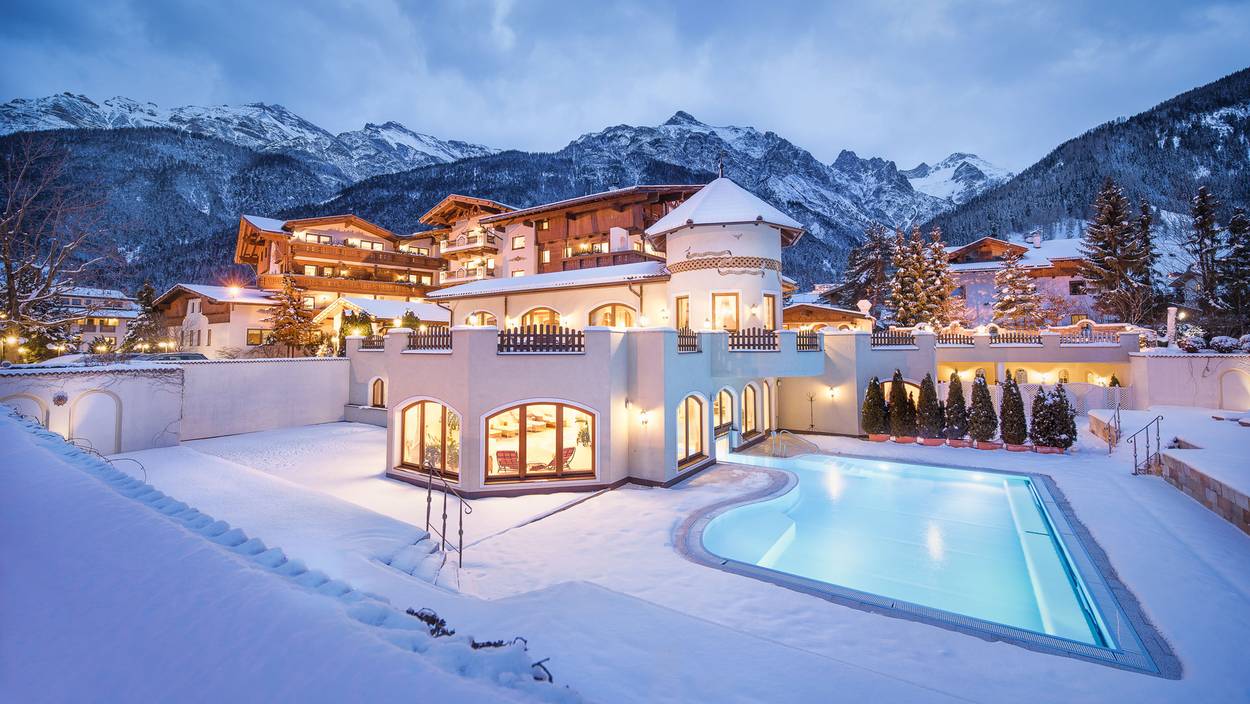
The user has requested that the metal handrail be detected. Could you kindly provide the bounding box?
[767,429,821,457]
[1124,415,1164,475]
[422,462,473,568]
[1105,401,1122,454]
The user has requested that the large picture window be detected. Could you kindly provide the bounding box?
[763,294,777,330]
[466,311,497,326]
[675,296,690,330]
[676,395,705,466]
[588,303,635,328]
[485,402,595,482]
[741,384,758,437]
[713,389,734,435]
[519,307,560,327]
[399,400,461,479]
[712,292,739,331]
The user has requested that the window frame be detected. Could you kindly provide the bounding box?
[484,402,596,483]
[519,307,560,327]
[675,295,690,330]
[466,311,497,327]
[676,395,706,467]
[246,328,267,346]
[370,378,386,408]
[762,294,777,330]
[398,400,461,480]
[741,384,759,437]
[713,389,735,435]
[711,292,740,331]
[588,303,636,328]
[512,235,526,250]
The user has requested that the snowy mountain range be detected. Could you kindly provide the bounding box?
[0,93,498,184]
[902,153,1012,205]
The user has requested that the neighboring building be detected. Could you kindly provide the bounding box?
[59,287,139,351]
[312,297,451,338]
[416,195,517,285]
[781,302,873,332]
[154,284,275,357]
[945,234,1097,325]
[234,214,445,311]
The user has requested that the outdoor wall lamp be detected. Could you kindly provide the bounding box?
[639,409,650,426]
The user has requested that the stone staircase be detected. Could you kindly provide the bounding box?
[382,532,459,590]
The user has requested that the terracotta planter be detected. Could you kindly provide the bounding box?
[946,438,971,448]
[867,433,890,442]
[1005,443,1031,452]
[973,440,1002,450]
[1034,446,1065,455]
[893,436,917,444]
[919,438,945,446]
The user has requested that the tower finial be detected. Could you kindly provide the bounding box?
[717,150,725,179]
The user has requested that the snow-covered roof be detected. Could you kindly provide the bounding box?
[645,177,804,244]
[427,261,668,299]
[85,307,140,319]
[62,286,133,300]
[311,297,450,324]
[947,236,1085,273]
[783,301,871,318]
[241,214,288,232]
[155,283,274,306]
[478,185,699,225]
[787,291,822,305]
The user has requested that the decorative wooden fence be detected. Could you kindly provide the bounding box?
[990,331,1042,345]
[870,331,915,347]
[936,332,974,345]
[359,335,385,349]
[1060,332,1119,344]
[796,330,821,352]
[406,328,453,351]
[676,328,701,353]
[728,327,779,351]
[497,325,585,353]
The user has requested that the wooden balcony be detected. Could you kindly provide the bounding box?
[538,249,663,274]
[258,273,432,298]
[440,267,498,285]
[439,232,501,255]
[289,241,445,271]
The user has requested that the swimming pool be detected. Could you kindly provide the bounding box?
[688,452,1166,673]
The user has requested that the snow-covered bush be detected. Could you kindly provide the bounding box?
[1210,336,1240,354]
[1177,335,1204,353]
[1241,334,1250,353]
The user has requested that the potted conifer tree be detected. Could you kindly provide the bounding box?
[968,373,1000,449]
[916,373,945,445]
[1029,387,1058,453]
[887,370,917,443]
[861,376,889,441]
[944,372,970,447]
[1000,377,1030,451]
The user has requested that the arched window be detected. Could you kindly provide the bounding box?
[519,307,560,327]
[588,303,636,328]
[485,402,594,482]
[399,400,461,479]
[676,395,705,466]
[466,311,497,327]
[741,384,758,437]
[1058,369,1070,384]
[712,389,734,435]
[370,378,385,408]
[762,381,772,431]
[1014,369,1028,384]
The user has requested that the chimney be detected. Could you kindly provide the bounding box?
[1030,231,1042,248]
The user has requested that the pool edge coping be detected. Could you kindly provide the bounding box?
[673,453,1182,679]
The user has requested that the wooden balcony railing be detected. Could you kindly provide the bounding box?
[728,327,779,351]
[290,241,446,270]
[498,325,585,354]
[406,328,453,351]
[258,273,431,297]
[359,335,385,349]
[676,328,701,353]
[990,331,1042,345]
[539,249,664,274]
[871,331,915,347]
[1060,332,1118,344]
[936,332,974,345]
[441,267,497,284]
[796,330,821,352]
[440,233,500,254]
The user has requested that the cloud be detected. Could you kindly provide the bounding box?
[1,0,1248,171]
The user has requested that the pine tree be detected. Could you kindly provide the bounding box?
[968,373,998,442]
[992,249,1041,327]
[122,282,163,351]
[861,376,887,435]
[264,276,316,356]
[1136,199,1159,297]
[944,372,969,440]
[999,376,1028,445]
[1080,178,1152,323]
[400,309,422,330]
[925,227,959,326]
[1221,208,1250,335]
[1053,382,1078,449]
[916,373,944,439]
[1187,186,1224,322]
[1028,388,1055,447]
[832,222,893,315]
[886,228,926,326]
[887,370,916,437]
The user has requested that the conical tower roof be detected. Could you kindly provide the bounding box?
[644,177,804,246]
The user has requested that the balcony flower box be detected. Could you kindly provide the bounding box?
[1005,443,1031,452]
[1034,446,1065,455]
[867,433,890,442]
[946,438,971,448]
[973,440,1003,450]
[918,437,945,446]
[893,436,917,444]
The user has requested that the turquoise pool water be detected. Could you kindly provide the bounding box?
[703,454,1114,646]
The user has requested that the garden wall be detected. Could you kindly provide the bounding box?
[1129,352,1250,411]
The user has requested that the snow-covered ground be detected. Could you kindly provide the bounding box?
[88,417,1250,703]
[0,414,572,703]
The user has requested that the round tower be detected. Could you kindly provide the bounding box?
[645,177,804,331]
